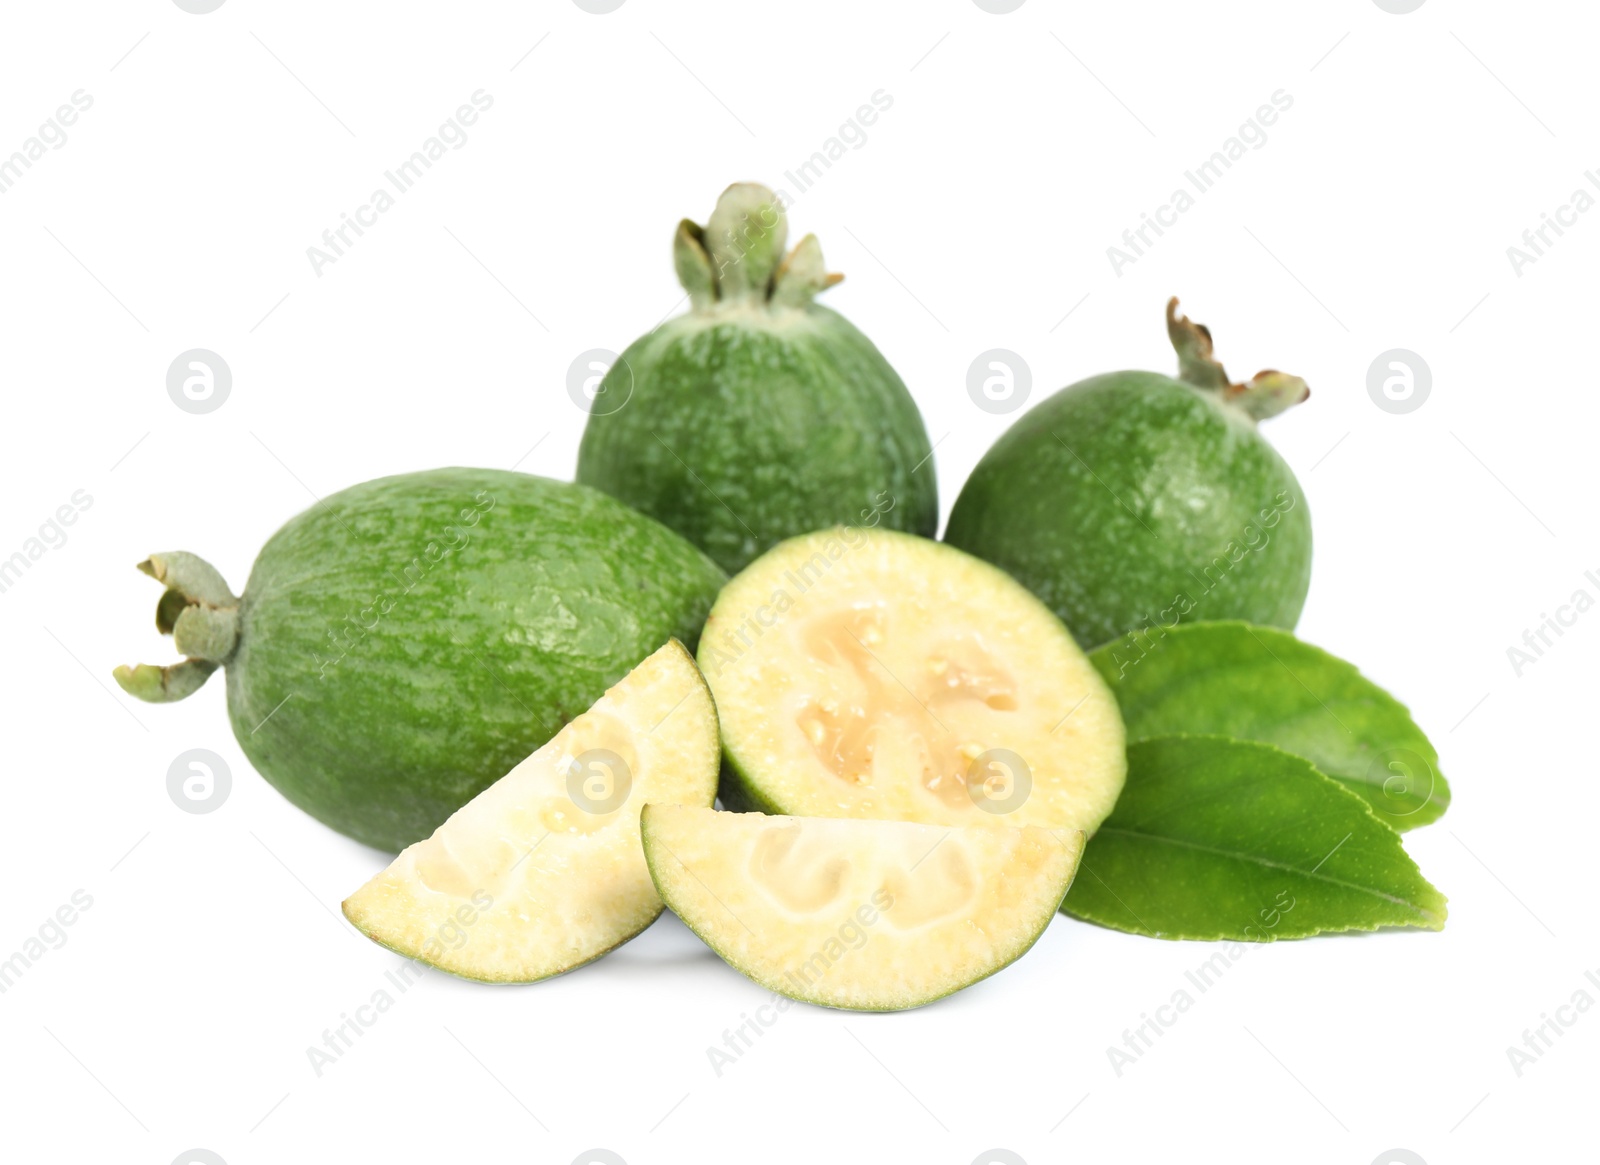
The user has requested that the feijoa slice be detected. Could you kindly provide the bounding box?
[643,804,1083,1010]
[698,527,1125,834]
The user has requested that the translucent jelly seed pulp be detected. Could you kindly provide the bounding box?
[793,603,1022,810]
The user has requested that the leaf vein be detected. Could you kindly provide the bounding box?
[1093,826,1438,921]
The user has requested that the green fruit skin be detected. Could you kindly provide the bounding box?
[716,758,783,817]
[576,304,937,574]
[224,468,725,852]
[945,372,1312,648]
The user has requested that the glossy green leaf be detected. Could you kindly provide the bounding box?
[1062,736,1447,940]
[1090,621,1448,830]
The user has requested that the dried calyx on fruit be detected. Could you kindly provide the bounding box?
[1164,297,1309,421]
[113,552,239,702]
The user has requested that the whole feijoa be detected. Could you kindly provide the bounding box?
[575,182,937,574]
[945,300,1312,648]
[113,468,725,851]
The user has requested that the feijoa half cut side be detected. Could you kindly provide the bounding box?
[697,528,1126,833]
[642,805,1084,1010]
[342,641,718,983]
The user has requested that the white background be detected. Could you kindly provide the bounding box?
[0,1,1592,1163]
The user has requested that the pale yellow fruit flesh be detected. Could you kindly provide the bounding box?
[643,804,1085,1011]
[697,527,1126,832]
[342,640,718,983]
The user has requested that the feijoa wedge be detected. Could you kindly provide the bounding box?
[643,804,1084,1010]
[343,641,718,983]
[698,527,1126,833]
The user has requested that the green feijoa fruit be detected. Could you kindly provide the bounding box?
[113,468,725,852]
[576,182,937,574]
[1062,735,1447,941]
[945,298,1312,648]
[1091,621,1449,830]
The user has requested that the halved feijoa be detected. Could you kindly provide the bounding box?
[342,641,717,983]
[642,804,1084,1010]
[697,528,1126,833]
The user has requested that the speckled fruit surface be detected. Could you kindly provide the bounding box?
[945,300,1312,648]
[118,468,724,852]
[577,183,936,573]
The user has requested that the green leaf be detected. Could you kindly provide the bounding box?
[1090,621,1449,830]
[1063,736,1447,940]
